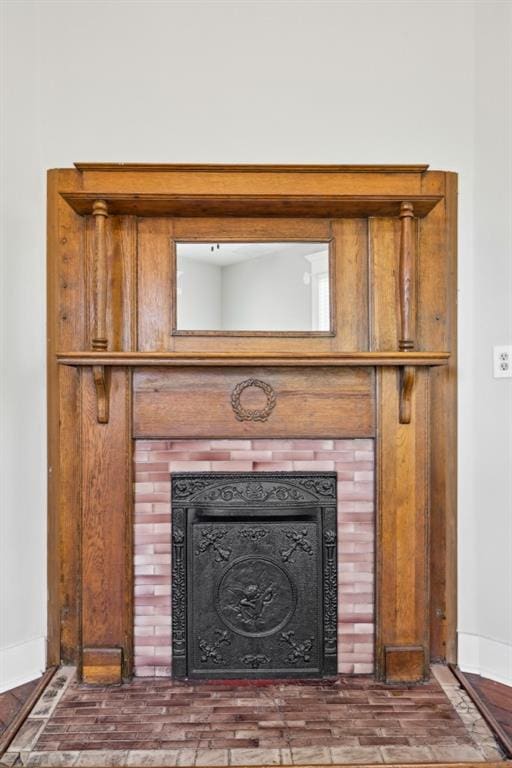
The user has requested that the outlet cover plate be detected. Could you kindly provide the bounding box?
[493,345,512,378]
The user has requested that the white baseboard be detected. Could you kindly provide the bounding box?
[0,636,47,693]
[458,632,512,686]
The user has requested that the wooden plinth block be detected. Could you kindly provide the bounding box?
[82,647,123,684]
[384,645,426,683]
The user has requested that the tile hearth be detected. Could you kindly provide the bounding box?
[3,666,505,766]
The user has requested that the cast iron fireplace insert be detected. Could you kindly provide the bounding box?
[171,472,337,679]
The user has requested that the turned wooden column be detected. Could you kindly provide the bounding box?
[398,201,416,352]
[91,200,109,423]
[398,201,416,424]
[92,200,109,351]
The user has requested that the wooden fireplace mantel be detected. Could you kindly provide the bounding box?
[47,163,457,686]
[57,351,450,366]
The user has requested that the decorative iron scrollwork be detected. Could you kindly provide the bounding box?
[241,654,271,669]
[280,528,314,563]
[195,482,304,505]
[298,478,336,498]
[198,629,231,664]
[280,630,314,664]
[171,509,186,668]
[195,527,231,562]
[170,472,337,678]
[231,378,276,422]
[240,527,268,541]
[173,478,212,500]
[171,472,336,504]
[323,527,337,657]
[216,556,296,637]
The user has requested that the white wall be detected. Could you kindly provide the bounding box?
[1,0,511,690]
[457,2,512,684]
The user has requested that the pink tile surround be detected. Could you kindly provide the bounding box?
[134,439,375,677]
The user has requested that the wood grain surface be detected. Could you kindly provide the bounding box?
[376,368,429,681]
[133,366,374,439]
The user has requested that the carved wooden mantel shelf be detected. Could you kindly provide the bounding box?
[57,351,450,367]
[61,192,442,219]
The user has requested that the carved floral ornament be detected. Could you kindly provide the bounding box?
[230,378,276,422]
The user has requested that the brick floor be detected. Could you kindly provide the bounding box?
[2,667,502,765]
[31,675,484,754]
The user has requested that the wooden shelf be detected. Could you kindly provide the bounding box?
[57,351,450,367]
[61,192,442,218]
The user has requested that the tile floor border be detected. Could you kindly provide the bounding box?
[2,745,510,766]
[4,668,76,759]
[431,665,504,762]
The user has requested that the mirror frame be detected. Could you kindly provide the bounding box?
[171,238,336,337]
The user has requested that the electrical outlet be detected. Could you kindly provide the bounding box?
[493,345,512,378]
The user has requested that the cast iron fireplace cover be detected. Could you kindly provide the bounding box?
[171,472,337,679]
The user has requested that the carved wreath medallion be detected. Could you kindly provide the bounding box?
[231,378,276,422]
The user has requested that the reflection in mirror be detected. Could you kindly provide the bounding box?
[175,242,330,332]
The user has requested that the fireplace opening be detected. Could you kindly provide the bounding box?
[171,472,337,679]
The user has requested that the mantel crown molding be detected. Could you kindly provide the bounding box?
[73,162,431,174]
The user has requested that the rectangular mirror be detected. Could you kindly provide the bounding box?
[175,241,331,333]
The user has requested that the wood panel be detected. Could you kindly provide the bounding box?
[172,217,332,241]
[368,218,401,350]
[47,170,85,666]
[137,216,372,356]
[137,218,174,351]
[419,172,458,663]
[76,166,436,198]
[80,368,132,681]
[57,366,82,664]
[137,217,337,354]
[134,367,375,439]
[376,368,429,682]
[331,219,368,352]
